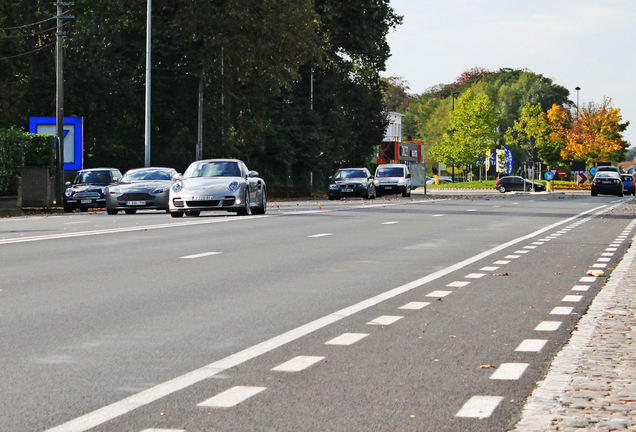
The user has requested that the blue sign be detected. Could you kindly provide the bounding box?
[29,117,83,170]
[544,171,554,181]
[590,166,598,176]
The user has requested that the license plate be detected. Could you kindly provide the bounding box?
[602,181,611,184]
[81,199,92,204]
[385,186,392,189]
[127,201,146,206]
[342,188,354,192]
[192,196,214,201]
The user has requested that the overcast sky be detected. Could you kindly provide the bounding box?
[383,0,636,147]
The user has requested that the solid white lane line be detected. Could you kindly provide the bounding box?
[480,266,499,271]
[505,255,521,259]
[465,273,486,279]
[179,252,222,259]
[272,356,325,372]
[493,260,510,265]
[367,315,403,326]
[580,276,597,283]
[490,363,529,380]
[308,233,333,238]
[447,281,470,288]
[572,285,590,291]
[382,221,399,225]
[550,307,574,315]
[399,301,430,310]
[325,333,369,346]
[456,396,503,418]
[425,290,452,298]
[516,339,548,352]
[562,295,583,302]
[197,386,267,408]
[44,204,612,432]
[535,321,562,331]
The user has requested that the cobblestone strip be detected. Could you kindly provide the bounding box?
[513,233,636,431]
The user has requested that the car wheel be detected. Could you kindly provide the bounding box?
[499,186,506,193]
[125,209,137,215]
[402,187,411,198]
[253,186,267,214]
[369,188,376,200]
[63,205,73,213]
[107,209,118,215]
[185,210,201,217]
[591,191,598,196]
[237,190,251,216]
[170,211,184,218]
[618,191,624,197]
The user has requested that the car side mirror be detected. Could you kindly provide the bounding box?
[65,181,71,186]
[406,173,411,178]
[248,170,259,178]
[328,176,333,180]
[172,173,182,181]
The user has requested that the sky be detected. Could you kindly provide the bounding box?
[382,0,636,147]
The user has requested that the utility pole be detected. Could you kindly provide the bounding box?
[144,0,151,167]
[196,65,203,160]
[55,2,73,207]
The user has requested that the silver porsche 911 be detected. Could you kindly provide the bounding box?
[169,159,267,217]
[105,167,177,214]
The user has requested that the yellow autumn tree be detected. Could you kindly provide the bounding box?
[536,104,571,167]
[561,98,630,164]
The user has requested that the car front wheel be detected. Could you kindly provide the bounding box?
[171,211,184,218]
[237,190,251,216]
[498,186,506,193]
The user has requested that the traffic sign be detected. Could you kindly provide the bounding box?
[544,171,554,181]
[590,167,598,176]
[558,169,567,178]
[577,172,588,185]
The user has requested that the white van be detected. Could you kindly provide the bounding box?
[374,163,411,197]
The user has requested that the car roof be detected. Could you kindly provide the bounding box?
[596,171,620,177]
[78,168,119,172]
[337,168,368,171]
[196,158,243,163]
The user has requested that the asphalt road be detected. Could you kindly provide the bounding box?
[0,192,633,431]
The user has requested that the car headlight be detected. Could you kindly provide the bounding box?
[329,184,338,190]
[101,187,109,195]
[64,189,73,197]
[228,181,240,192]
[152,186,168,194]
[373,179,379,186]
[172,181,183,193]
[398,179,405,184]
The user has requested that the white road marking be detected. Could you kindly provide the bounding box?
[431,214,445,217]
[466,209,477,212]
[592,263,607,268]
[572,285,590,291]
[325,333,369,345]
[601,252,614,256]
[538,238,551,242]
[516,339,548,352]
[550,306,574,315]
[456,396,503,418]
[531,242,544,245]
[141,429,185,432]
[64,221,90,225]
[579,276,597,283]
[367,315,403,326]
[43,204,612,432]
[382,221,399,225]
[490,363,529,380]
[308,233,333,238]
[606,247,618,252]
[514,250,530,254]
[597,257,611,262]
[425,290,452,298]
[610,244,621,247]
[493,260,510,265]
[399,301,431,310]
[480,266,499,271]
[272,356,325,372]
[562,295,583,302]
[524,245,537,249]
[535,321,562,331]
[505,255,520,259]
[447,281,470,288]
[465,273,486,279]
[179,252,222,259]
[197,386,267,408]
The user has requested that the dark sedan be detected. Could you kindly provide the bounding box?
[105,167,177,215]
[63,168,122,212]
[591,172,623,197]
[328,168,376,200]
[496,176,545,193]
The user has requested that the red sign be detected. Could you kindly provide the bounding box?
[558,169,567,178]
[577,172,588,185]
[377,157,387,165]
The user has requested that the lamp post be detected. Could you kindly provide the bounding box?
[450,91,459,182]
[575,86,581,119]
[144,0,151,167]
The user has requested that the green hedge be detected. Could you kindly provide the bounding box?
[0,128,55,195]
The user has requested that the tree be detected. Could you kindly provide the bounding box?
[536,104,570,167]
[381,76,411,113]
[505,102,547,160]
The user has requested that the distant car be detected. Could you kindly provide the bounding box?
[591,172,623,197]
[621,174,635,196]
[374,164,411,197]
[496,176,545,193]
[105,167,177,215]
[63,168,122,212]
[169,159,266,217]
[596,166,621,175]
[328,168,375,200]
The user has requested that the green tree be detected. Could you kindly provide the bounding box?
[504,102,547,161]
[381,76,411,113]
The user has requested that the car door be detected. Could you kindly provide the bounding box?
[241,162,259,204]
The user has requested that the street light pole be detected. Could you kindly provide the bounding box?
[55,2,73,206]
[575,86,581,119]
[451,91,459,182]
[144,0,151,167]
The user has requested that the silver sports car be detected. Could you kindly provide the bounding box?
[105,167,177,215]
[169,159,267,217]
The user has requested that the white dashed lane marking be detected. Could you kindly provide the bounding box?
[367,315,403,326]
[598,257,611,262]
[514,250,530,254]
[447,281,470,288]
[272,356,325,372]
[455,396,503,418]
[524,245,537,249]
[399,301,430,310]
[325,333,369,345]
[562,295,583,302]
[465,273,486,279]
[550,306,574,315]
[425,290,452,298]
[572,285,590,291]
[480,266,499,271]
[580,276,597,283]
[308,233,333,238]
[197,386,267,408]
[516,339,548,352]
[592,263,607,268]
[505,255,520,259]
[490,363,529,380]
[535,321,562,331]
[140,429,185,432]
[493,260,510,265]
[179,252,222,259]
[382,221,399,225]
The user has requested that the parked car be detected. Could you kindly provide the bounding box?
[328,168,375,200]
[621,174,635,196]
[496,176,546,193]
[105,167,177,215]
[169,159,266,217]
[63,168,122,212]
[374,164,411,197]
[591,172,623,197]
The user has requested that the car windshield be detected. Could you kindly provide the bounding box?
[595,173,615,178]
[184,161,242,178]
[122,168,173,182]
[74,171,111,184]
[334,170,367,180]
[376,167,404,178]
[621,175,632,181]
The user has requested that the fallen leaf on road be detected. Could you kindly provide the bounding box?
[479,364,496,369]
[587,270,606,276]
[493,273,509,276]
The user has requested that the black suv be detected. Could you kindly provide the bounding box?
[64,168,122,212]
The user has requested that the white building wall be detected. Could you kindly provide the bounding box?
[384,111,405,142]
